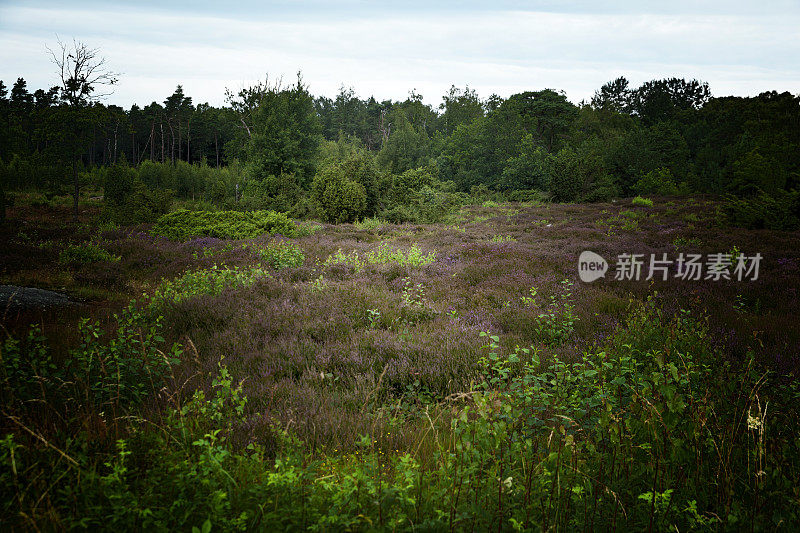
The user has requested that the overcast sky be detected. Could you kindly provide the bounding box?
[1,0,798,108]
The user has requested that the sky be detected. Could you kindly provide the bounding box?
[1,0,799,108]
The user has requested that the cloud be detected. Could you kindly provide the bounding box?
[0,3,798,107]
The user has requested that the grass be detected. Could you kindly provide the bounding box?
[1,197,800,529]
[323,242,436,271]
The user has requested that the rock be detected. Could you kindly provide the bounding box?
[0,285,73,313]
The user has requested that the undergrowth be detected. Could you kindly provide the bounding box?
[59,243,121,264]
[324,243,436,271]
[151,209,305,240]
[149,264,272,308]
[2,296,799,530]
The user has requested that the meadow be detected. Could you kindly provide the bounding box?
[1,194,800,530]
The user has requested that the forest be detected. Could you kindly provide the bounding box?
[2,47,800,531]
[1,73,798,228]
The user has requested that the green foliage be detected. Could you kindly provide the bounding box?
[245,239,305,270]
[377,108,432,174]
[500,135,550,191]
[520,280,579,345]
[1,303,179,418]
[731,150,787,195]
[336,150,385,216]
[383,175,468,224]
[151,209,301,240]
[103,160,136,207]
[548,147,583,202]
[310,163,367,223]
[242,76,322,186]
[324,243,436,271]
[150,264,272,307]
[673,236,703,249]
[104,176,173,224]
[608,123,690,194]
[632,195,654,206]
[59,242,121,264]
[3,298,800,530]
[239,171,301,213]
[634,167,689,196]
[353,216,387,231]
[506,188,551,203]
[721,189,800,230]
[389,166,435,200]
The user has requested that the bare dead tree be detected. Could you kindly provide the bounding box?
[47,37,119,220]
[47,37,119,108]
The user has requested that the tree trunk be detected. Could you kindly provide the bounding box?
[215,131,219,168]
[168,121,175,163]
[186,118,191,164]
[72,150,79,222]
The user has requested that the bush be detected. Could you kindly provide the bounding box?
[310,165,367,223]
[1,303,179,418]
[353,216,387,231]
[104,176,173,225]
[150,264,272,308]
[389,167,436,205]
[151,209,302,240]
[632,195,654,206]
[246,239,305,270]
[104,163,136,207]
[59,243,121,264]
[721,189,800,230]
[7,298,798,530]
[506,189,550,203]
[324,243,436,271]
[581,173,619,202]
[634,167,690,196]
[382,204,418,224]
[548,148,583,202]
[239,171,302,213]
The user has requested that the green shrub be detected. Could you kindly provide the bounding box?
[506,189,550,203]
[246,240,305,270]
[310,164,367,223]
[59,243,121,264]
[391,167,435,198]
[103,179,173,224]
[382,204,418,224]
[580,173,619,202]
[721,190,800,230]
[548,148,583,202]
[150,264,271,308]
[632,195,654,206]
[354,216,387,231]
[151,209,301,240]
[2,299,799,530]
[239,171,302,213]
[634,167,690,196]
[324,243,436,271]
[1,303,179,417]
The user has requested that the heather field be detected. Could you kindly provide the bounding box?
[2,196,800,530]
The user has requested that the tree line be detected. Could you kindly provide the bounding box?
[1,68,799,225]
